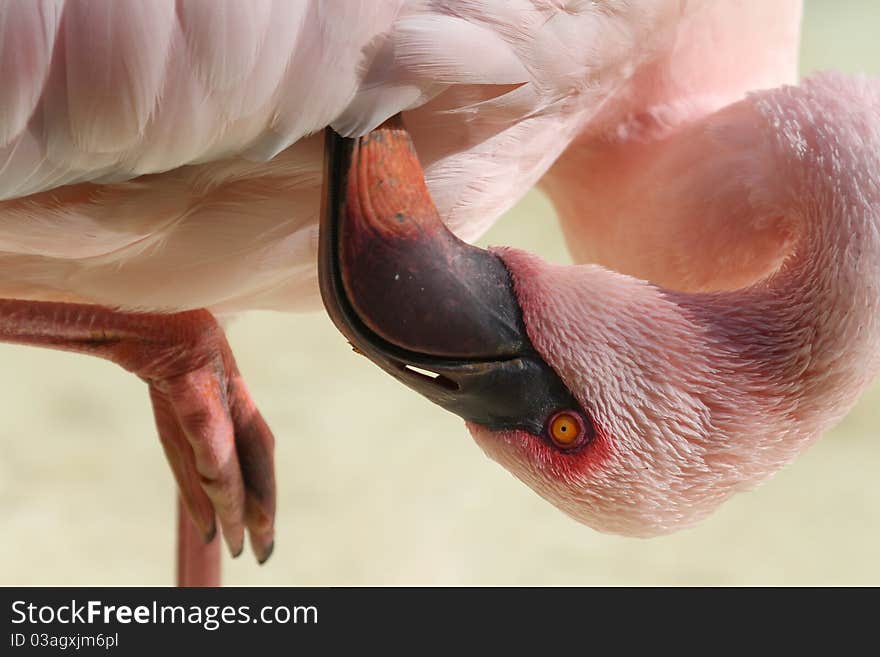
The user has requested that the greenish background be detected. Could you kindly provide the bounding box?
[1,1,877,585]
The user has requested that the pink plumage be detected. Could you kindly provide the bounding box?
[492,76,880,534]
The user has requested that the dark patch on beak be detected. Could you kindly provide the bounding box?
[318,116,583,435]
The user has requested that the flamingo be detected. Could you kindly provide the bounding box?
[2,0,878,584]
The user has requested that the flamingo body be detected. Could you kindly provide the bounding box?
[2,0,879,565]
[1,1,798,312]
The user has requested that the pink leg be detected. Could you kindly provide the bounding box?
[0,299,276,583]
[177,496,221,587]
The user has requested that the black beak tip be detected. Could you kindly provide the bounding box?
[319,120,587,439]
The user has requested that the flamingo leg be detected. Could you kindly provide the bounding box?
[0,299,276,583]
[177,496,221,587]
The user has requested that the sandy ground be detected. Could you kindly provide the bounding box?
[1,2,878,585]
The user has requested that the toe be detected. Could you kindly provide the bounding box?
[161,362,247,558]
[229,373,277,563]
[150,387,216,542]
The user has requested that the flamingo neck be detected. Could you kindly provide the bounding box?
[495,76,880,531]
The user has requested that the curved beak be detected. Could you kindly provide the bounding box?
[318,116,580,435]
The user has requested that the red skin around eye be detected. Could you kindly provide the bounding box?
[470,414,614,481]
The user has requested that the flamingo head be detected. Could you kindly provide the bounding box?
[468,248,776,536]
[319,75,880,537]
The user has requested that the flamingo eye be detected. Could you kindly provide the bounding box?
[547,411,586,450]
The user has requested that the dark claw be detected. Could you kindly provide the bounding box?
[258,541,274,565]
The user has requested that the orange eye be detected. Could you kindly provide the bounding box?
[548,411,585,449]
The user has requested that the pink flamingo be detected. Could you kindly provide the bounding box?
[1,1,877,583]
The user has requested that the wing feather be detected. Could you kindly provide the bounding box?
[0,0,63,145]
[0,0,748,313]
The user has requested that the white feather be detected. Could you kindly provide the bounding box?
[0,0,799,314]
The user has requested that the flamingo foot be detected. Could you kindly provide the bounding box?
[141,310,276,563]
[0,300,276,568]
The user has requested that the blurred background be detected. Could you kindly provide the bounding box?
[1,1,878,585]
